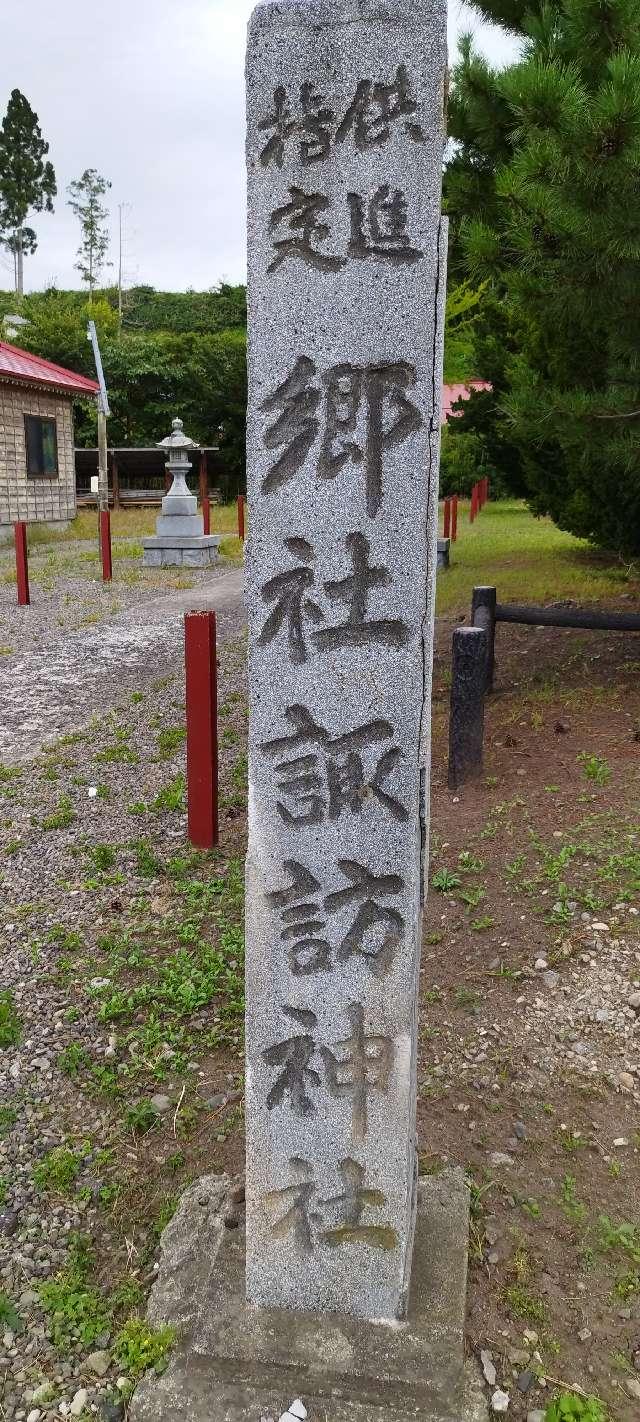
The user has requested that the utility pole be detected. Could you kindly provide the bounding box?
[87,320,111,517]
[117,203,124,338]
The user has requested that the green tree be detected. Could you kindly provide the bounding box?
[0,90,56,296]
[445,0,640,553]
[67,169,112,298]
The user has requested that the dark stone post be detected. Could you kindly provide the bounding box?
[448,626,486,789]
[471,584,497,691]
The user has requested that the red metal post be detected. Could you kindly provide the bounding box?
[199,450,208,506]
[100,509,112,582]
[451,496,458,542]
[238,493,246,542]
[202,495,210,536]
[14,521,29,606]
[443,497,451,540]
[469,486,476,523]
[185,611,219,850]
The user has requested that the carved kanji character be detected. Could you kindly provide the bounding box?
[266,1157,320,1253]
[267,859,332,977]
[348,185,422,263]
[263,1006,321,1116]
[299,82,335,164]
[269,187,345,273]
[261,356,321,494]
[258,538,324,664]
[261,704,408,826]
[319,363,422,517]
[320,1158,399,1249]
[336,65,425,151]
[325,859,405,975]
[259,85,297,168]
[314,532,409,651]
[321,1004,394,1140]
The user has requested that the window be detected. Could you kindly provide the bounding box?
[24,414,58,478]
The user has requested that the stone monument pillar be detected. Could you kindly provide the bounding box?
[142,418,222,568]
[245,0,448,1321]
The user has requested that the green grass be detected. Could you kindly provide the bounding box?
[0,991,21,1047]
[437,500,640,616]
[13,503,241,549]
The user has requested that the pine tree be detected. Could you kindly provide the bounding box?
[0,90,56,296]
[67,169,112,299]
[445,0,640,554]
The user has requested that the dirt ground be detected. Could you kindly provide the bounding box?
[1,572,639,1421]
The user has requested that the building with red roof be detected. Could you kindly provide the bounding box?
[0,340,99,532]
[441,380,492,424]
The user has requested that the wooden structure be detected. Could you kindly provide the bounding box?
[0,342,98,532]
[75,444,224,508]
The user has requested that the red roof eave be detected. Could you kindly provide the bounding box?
[0,340,100,397]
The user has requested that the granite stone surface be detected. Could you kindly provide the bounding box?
[245,0,448,1320]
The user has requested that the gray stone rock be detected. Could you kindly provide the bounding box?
[69,1389,89,1416]
[245,0,447,1322]
[0,1208,19,1236]
[85,1349,111,1377]
[97,1400,125,1422]
[150,1095,172,1116]
[480,1350,496,1386]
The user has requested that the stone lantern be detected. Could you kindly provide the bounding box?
[142,417,222,568]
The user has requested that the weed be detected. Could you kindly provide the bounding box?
[48,924,83,952]
[132,839,162,877]
[0,990,21,1047]
[42,796,75,831]
[153,775,186,813]
[89,843,117,872]
[544,1395,607,1422]
[504,1284,547,1324]
[431,868,461,892]
[232,752,248,789]
[113,1317,175,1379]
[0,1105,17,1136]
[459,885,485,908]
[454,986,479,1012]
[39,1235,111,1350]
[559,1175,587,1226]
[125,1100,159,1135]
[458,851,485,873]
[0,1292,23,1333]
[58,1044,91,1077]
[96,741,140,765]
[157,726,186,758]
[557,1128,588,1154]
[154,1194,179,1236]
[597,1215,640,1264]
[613,1270,640,1301]
[33,1146,86,1195]
[577,753,611,786]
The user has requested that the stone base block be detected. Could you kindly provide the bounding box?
[437,538,450,571]
[130,1170,484,1422]
[155,514,204,537]
[142,535,222,569]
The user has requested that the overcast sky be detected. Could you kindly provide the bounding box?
[0,1,519,294]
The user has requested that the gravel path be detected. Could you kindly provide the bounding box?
[0,570,245,762]
[0,596,248,1422]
